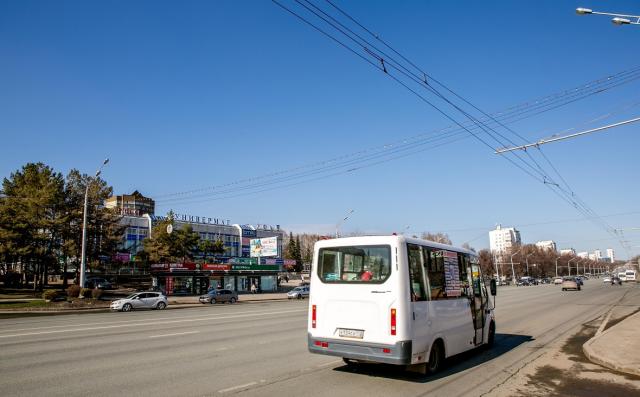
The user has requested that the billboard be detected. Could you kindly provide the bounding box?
[250,236,278,258]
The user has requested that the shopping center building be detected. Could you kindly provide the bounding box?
[107,191,290,294]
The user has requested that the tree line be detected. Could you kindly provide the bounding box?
[0,163,122,290]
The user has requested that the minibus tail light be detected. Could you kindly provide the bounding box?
[390,308,397,335]
[312,304,317,328]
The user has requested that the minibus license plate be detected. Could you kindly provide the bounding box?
[338,328,364,339]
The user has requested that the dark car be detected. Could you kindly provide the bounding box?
[199,289,238,304]
[85,277,113,290]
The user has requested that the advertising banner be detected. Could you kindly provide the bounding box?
[250,237,278,258]
[442,251,461,297]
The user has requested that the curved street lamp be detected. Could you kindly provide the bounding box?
[335,209,354,238]
[79,158,110,290]
[576,7,640,25]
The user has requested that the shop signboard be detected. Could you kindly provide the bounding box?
[250,237,278,258]
[229,257,257,265]
[113,252,131,262]
[231,264,280,271]
[203,264,231,271]
[150,263,197,271]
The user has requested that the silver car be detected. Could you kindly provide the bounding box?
[287,286,310,299]
[199,289,239,304]
[110,292,168,312]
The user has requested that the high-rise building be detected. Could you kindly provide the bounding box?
[104,190,155,217]
[489,225,521,256]
[577,251,589,258]
[594,250,602,260]
[606,248,615,263]
[535,240,557,252]
[560,248,576,256]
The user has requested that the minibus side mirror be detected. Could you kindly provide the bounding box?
[490,279,497,296]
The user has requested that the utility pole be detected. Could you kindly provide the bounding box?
[555,256,562,278]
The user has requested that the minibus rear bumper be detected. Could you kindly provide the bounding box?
[308,333,412,365]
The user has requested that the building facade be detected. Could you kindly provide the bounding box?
[560,248,576,256]
[535,240,557,252]
[606,248,615,263]
[489,225,522,256]
[105,190,155,217]
[107,192,288,294]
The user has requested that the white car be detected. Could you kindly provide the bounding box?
[553,277,563,285]
[110,292,168,312]
[603,277,612,283]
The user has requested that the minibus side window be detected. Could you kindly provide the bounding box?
[424,248,446,300]
[458,253,470,298]
[407,244,427,301]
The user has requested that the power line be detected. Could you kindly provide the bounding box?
[272,0,630,253]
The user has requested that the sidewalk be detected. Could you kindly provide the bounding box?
[583,310,640,376]
[167,292,290,306]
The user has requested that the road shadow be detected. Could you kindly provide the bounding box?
[332,333,534,383]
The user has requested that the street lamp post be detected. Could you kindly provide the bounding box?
[335,209,354,238]
[526,253,534,277]
[576,7,640,25]
[577,259,585,276]
[510,248,521,285]
[79,158,109,290]
[555,256,562,278]
[568,257,578,276]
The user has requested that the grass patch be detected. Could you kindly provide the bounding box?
[0,300,50,309]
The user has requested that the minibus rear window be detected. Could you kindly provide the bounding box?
[317,245,391,283]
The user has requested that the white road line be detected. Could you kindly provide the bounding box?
[149,331,199,338]
[217,381,257,393]
[0,309,307,339]
[0,307,296,334]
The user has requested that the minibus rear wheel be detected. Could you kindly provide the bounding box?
[427,340,444,374]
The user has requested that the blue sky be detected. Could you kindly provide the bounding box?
[2,1,639,258]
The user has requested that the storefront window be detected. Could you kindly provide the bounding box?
[237,276,248,292]
[261,275,276,292]
[224,276,235,290]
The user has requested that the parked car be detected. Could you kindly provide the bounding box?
[110,292,167,312]
[85,277,113,290]
[287,286,310,299]
[561,277,581,291]
[553,277,563,285]
[199,289,238,304]
[541,278,551,284]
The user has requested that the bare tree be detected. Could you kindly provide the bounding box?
[421,232,452,245]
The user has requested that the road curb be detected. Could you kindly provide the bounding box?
[582,312,640,377]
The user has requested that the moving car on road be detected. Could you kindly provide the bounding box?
[553,277,563,285]
[110,292,167,312]
[561,277,581,291]
[603,277,611,283]
[199,289,238,304]
[287,286,310,299]
[308,235,496,374]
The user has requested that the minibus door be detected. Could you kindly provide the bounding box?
[469,263,486,346]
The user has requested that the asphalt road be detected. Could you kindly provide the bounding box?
[0,279,637,397]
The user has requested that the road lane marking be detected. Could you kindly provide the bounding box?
[0,308,307,339]
[149,331,199,338]
[218,381,257,393]
[0,306,301,334]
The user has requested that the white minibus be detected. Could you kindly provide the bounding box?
[625,270,636,282]
[308,235,496,373]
